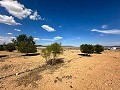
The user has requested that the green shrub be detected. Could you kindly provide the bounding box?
[80,44,94,55]
[41,45,51,62]
[0,45,5,51]
[41,43,63,65]
[6,43,16,52]
[13,34,37,53]
[94,44,104,53]
[50,43,63,60]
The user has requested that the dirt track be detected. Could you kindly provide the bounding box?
[0,50,120,90]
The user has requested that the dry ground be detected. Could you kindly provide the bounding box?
[0,49,120,90]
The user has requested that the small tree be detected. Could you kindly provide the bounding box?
[0,45,5,51]
[41,43,63,65]
[94,44,104,54]
[50,43,63,60]
[6,43,16,52]
[41,45,51,62]
[13,34,37,53]
[80,44,94,56]
[0,43,7,51]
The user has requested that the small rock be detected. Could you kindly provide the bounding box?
[70,85,73,88]
[16,73,19,76]
[54,80,57,83]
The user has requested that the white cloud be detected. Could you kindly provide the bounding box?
[6,32,12,35]
[101,25,108,29]
[29,11,42,20]
[54,36,62,40]
[0,36,15,44]
[91,29,120,34]
[59,26,62,28]
[0,14,21,25]
[0,0,32,19]
[41,25,55,32]
[40,36,63,41]
[0,0,44,20]
[34,38,40,41]
[14,29,21,32]
[40,38,54,41]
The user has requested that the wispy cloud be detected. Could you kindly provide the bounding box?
[59,26,62,28]
[6,33,13,35]
[91,29,120,34]
[35,36,63,41]
[14,29,21,32]
[101,25,108,29]
[54,36,63,40]
[41,25,55,32]
[0,36,15,44]
[34,38,40,41]
[0,15,21,25]
[29,11,42,20]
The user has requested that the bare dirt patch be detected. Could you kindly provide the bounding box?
[0,50,120,90]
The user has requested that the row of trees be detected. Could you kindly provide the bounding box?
[80,44,104,55]
[0,34,104,64]
[0,34,37,53]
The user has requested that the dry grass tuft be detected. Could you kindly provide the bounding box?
[1,64,13,71]
[16,71,42,88]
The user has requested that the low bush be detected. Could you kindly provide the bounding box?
[0,45,5,51]
[80,44,94,56]
[41,43,63,65]
[6,43,16,52]
[94,44,104,54]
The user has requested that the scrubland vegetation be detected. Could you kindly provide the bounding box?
[80,44,104,56]
[0,34,120,90]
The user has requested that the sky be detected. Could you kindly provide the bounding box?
[0,0,120,46]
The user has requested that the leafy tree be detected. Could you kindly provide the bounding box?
[0,43,7,51]
[80,44,94,55]
[13,34,37,53]
[6,43,16,52]
[94,44,104,54]
[0,45,5,51]
[41,45,51,62]
[50,43,63,60]
[41,43,63,65]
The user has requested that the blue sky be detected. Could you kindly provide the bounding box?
[0,0,120,46]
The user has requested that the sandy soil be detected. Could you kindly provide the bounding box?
[0,49,120,90]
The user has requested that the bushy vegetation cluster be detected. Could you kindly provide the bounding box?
[0,34,37,53]
[12,34,37,53]
[80,44,94,55]
[94,44,104,54]
[0,45,5,51]
[41,43,63,65]
[0,43,16,52]
[6,43,16,52]
[80,44,104,55]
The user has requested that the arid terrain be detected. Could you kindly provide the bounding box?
[0,49,120,90]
